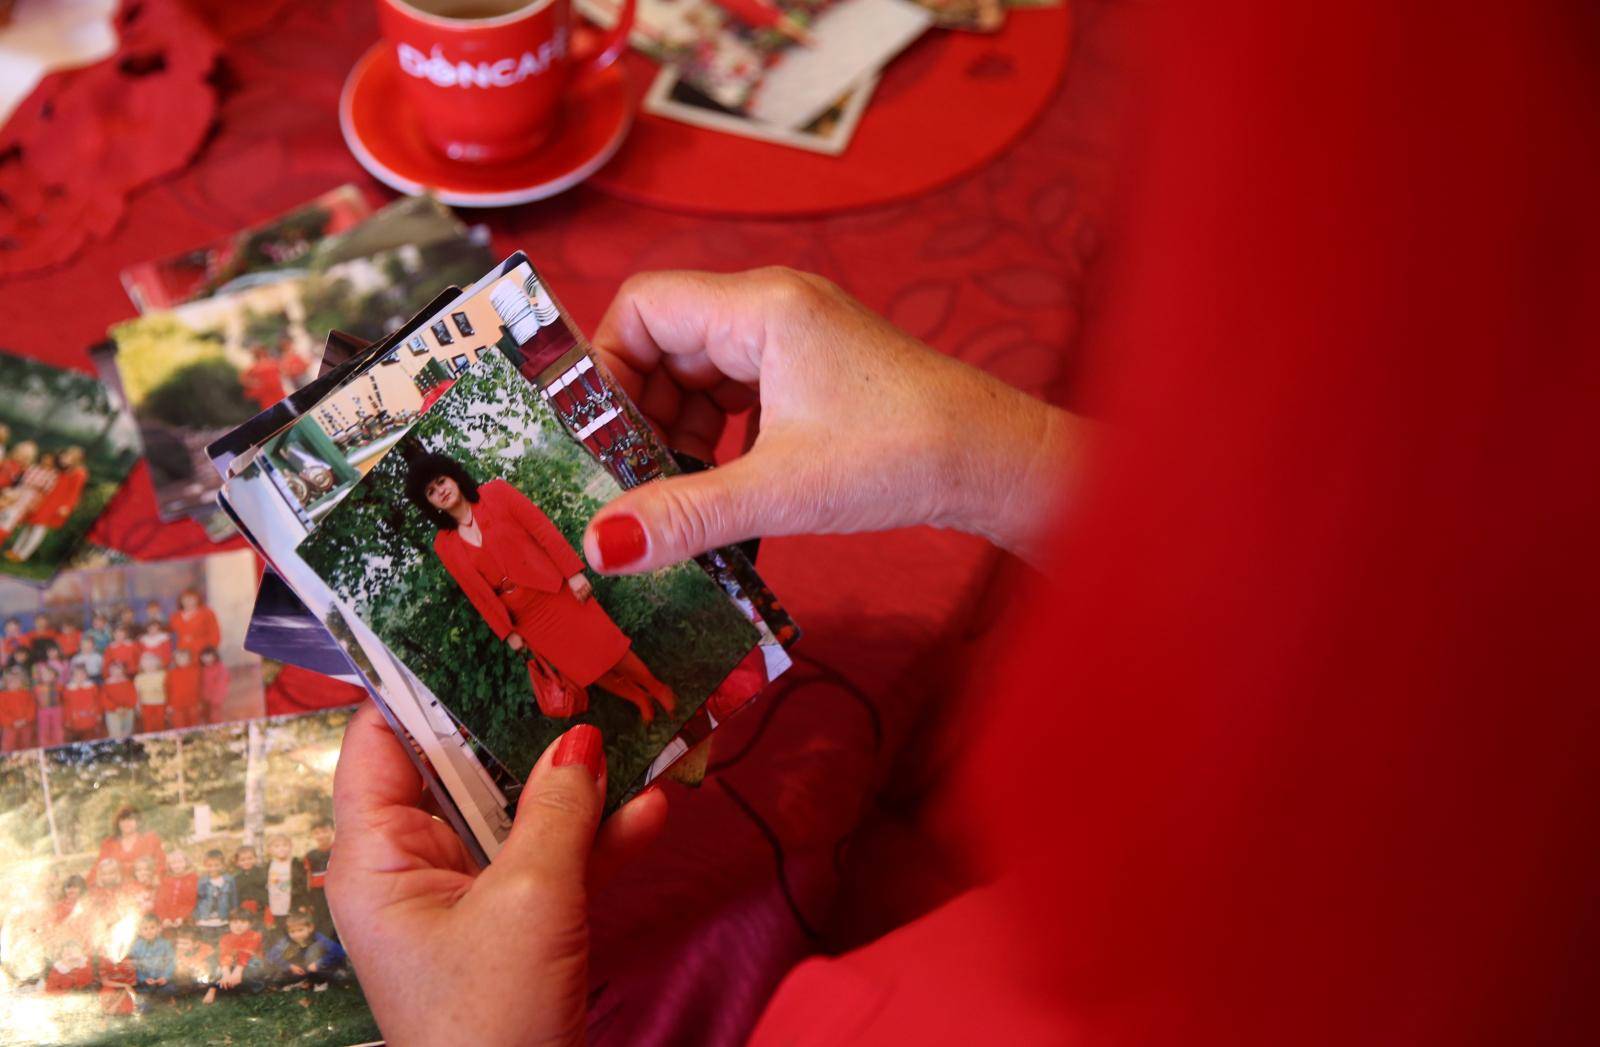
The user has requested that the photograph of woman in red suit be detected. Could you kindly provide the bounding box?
[88,805,166,886]
[404,453,678,723]
[170,588,221,660]
[4,446,88,564]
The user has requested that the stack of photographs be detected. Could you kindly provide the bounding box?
[91,189,495,535]
[212,254,798,864]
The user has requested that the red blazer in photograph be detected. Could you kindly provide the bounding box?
[433,479,586,642]
[25,465,88,528]
[171,607,220,657]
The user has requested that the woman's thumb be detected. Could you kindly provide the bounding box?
[582,456,776,574]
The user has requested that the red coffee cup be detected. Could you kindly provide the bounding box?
[375,0,636,163]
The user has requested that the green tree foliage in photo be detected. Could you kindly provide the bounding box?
[299,352,758,808]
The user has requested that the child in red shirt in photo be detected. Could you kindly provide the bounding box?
[199,647,229,724]
[0,664,35,751]
[164,648,203,729]
[44,939,95,993]
[62,663,102,742]
[101,661,138,739]
[139,619,172,667]
[155,849,198,929]
[171,589,220,660]
[98,952,138,1015]
[172,923,217,997]
[102,625,140,678]
[55,618,83,658]
[211,907,263,1002]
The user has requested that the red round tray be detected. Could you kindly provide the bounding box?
[588,6,1073,217]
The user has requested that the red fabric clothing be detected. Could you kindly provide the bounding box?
[62,684,101,732]
[0,686,34,726]
[139,635,172,666]
[241,357,285,411]
[201,660,230,716]
[0,459,21,488]
[434,478,627,684]
[165,663,202,709]
[218,929,262,969]
[45,961,94,993]
[138,703,166,733]
[103,641,141,676]
[750,2,1600,1044]
[154,872,198,924]
[56,627,82,657]
[97,956,136,1015]
[92,831,165,884]
[23,465,87,528]
[101,679,137,710]
[171,606,220,658]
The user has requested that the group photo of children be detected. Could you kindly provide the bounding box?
[0,550,266,753]
[0,709,378,1043]
[0,352,141,586]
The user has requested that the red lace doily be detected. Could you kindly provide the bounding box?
[0,0,221,278]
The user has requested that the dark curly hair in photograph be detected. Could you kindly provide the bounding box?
[404,452,481,531]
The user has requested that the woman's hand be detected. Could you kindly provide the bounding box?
[567,574,594,602]
[328,703,668,1047]
[582,268,1085,574]
[506,633,526,653]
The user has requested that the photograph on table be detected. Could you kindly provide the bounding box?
[579,0,932,129]
[297,350,761,809]
[119,184,374,313]
[0,352,140,585]
[0,708,378,1043]
[0,549,266,753]
[110,235,494,520]
[643,66,878,155]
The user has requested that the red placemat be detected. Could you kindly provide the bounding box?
[588,6,1073,218]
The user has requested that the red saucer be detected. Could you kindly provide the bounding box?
[339,42,633,208]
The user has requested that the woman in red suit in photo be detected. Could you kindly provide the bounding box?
[89,805,165,885]
[170,588,221,660]
[404,453,677,723]
[4,446,87,564]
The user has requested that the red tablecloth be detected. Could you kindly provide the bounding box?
[0,0,1117,1040]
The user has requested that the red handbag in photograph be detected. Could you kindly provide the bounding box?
[525,650,588,719]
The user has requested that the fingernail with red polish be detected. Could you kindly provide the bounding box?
[552,724,604,781]
[594,515,647,568]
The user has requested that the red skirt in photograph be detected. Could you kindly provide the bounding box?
[501,582,629,687]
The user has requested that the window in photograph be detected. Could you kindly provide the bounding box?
[408,334,428,355]
[451,354,470,375]
[452,312,475,337]
[431,320,454,346]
